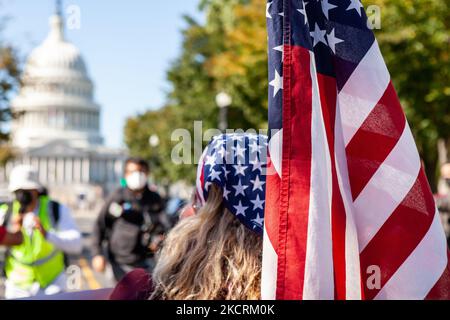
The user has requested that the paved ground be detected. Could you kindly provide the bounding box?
[0,210,116,299]
[70,212,116,290]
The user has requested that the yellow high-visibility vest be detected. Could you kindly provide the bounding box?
[3,196,65,289]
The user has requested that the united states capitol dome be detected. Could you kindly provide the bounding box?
[0,5,126,206]
[11,12,103,149]
[26,15,88,78]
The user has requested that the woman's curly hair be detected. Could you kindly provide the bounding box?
[151,184,262,300]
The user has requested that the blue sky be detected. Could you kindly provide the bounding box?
[1,0,203,147]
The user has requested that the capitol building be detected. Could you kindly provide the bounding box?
[0,9,126,206]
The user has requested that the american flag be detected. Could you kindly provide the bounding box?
[262,0,450,299]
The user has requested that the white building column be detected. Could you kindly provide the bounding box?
[82,157,90,183]
[39,157,48,185]
[74,158,80,183]
[115,159,123,183]
[31,157,39,177]
[57,157,65,184]
[48,157,56,184]
[65,157,73,183]
[93,158,99,183]
[106,159,113,183]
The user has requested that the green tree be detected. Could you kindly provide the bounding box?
[0,18,21,165]
[208,0,268,127]
[125,0,449,190]
[370,0,449,189]
[124,106,191,182]
[125,0,264,184]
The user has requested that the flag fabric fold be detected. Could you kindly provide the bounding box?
[262,0,450,300]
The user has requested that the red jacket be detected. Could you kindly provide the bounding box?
[109,268,153,300]
[0,226,6,243]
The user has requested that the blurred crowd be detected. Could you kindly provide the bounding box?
[0,141,449,300]
[0,157,187,299]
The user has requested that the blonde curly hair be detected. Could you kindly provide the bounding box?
[151,184,262,300]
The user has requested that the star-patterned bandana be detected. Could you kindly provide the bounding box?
[196,133,268,235]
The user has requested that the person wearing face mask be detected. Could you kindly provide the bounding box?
[0,165,83,299]
[91,157,166,282]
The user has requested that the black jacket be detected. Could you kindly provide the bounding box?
[92,186,166,265]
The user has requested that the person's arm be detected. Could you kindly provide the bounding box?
[154,192,165,215]
[154,193,169,233]
[44,205,83,255]
[91,193,117,272]
[91,196,113,258]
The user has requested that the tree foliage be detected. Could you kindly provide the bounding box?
[124,106,191,183]
[0,17,21,165]
[370,0,449,188]
[125,0,449,188]
[125,0,266,183]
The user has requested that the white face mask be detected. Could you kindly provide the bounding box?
[125,171,148,191]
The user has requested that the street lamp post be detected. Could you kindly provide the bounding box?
[148,134,160,184]
[216,92,232,132]
[149,134,160,148]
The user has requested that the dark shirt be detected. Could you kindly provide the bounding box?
[437,194,450,214]
[92,186,166,265]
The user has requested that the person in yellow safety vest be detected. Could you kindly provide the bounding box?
[2,165,83,299]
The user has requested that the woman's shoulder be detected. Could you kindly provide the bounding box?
[109,268,154,300]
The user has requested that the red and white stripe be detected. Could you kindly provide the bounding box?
[262,38,450,299]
